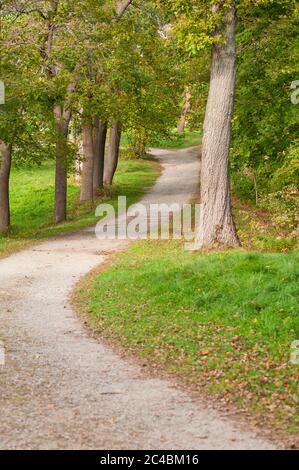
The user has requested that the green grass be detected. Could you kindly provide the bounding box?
[0,158,159,258]
[78,241,299,438]
[120,129,202,151]
[155,129,202,149]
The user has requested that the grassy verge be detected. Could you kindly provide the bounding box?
[0,158,159,258]
[74,200,299,444]
[120,129,202,151]
[234,197,298,252]
[154,130,202,149]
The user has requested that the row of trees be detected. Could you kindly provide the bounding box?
[0,0,181,230]
[1,0,297,246]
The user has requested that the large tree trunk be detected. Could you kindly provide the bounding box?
[103,121,121,186]
[0,141,12,233]
[178,87,191,133]
[54,106,70,224]
[80,117,95,202]
[196,1,240,248]
[93,118,107,196]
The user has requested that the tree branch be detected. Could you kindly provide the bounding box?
[113,0,133,22]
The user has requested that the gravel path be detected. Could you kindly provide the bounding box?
[0,148,275,450]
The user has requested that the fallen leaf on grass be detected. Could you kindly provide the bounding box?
[200,349,210,356]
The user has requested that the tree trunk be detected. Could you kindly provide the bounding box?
[103,121,121,186]
[54,107,70,224]
[93,118,107,196]
[115,0,133,19]
[0,141,12,233]
[178,87,191,133]
[80,117,95,202]
[53,80,76,224]
[196,1,240,248]
[132,134,146,158]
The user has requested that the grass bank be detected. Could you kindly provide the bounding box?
[73,137,297,443]
[0,158,159,258]
[154,130,202,149]
[75,241,299,443]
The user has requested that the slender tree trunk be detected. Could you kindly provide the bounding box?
[80,117,95,202]
[253,173,258,206]
[92,117,100,196]
[132,133,146,158]
[55,123,68,224]
[53,80,76,224]
[103,121,121,186]
[178,87,191,133]
[54,105,71,224]
[93,119,107,196]
[0,141,12,233]
[135,138,146,158]
[98,120,107,187]
[196,1,240,248]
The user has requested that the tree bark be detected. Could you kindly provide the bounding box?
[54,106,71,224]
[103,121,121,186]
[115,0,133,19]
[80,117,95,202]
[196,1,240,248]
[0,141,12,233]
[93,118,107,196]
[178,87,191,133]
[131,132,146,158]
[135,138,146,158]
[53,80,76,223]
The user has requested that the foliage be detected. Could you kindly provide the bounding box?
[0,7,50,159]
[71,0,183,149]
[230,5,299,228]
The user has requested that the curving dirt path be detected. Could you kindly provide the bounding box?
[0,147,275,450]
